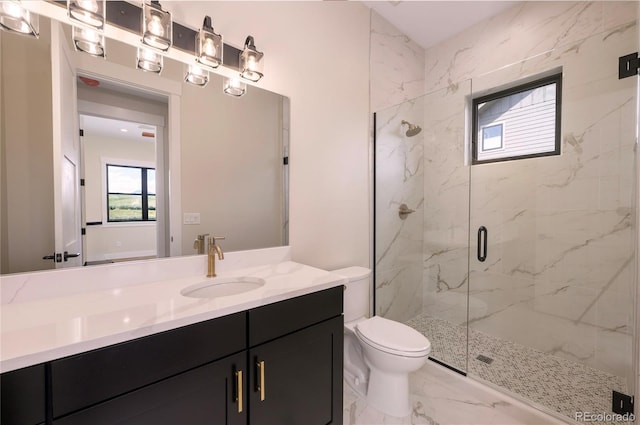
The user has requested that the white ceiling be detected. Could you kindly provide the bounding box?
[365,1,517,49]
[81,115,156,144]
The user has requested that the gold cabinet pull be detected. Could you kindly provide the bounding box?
[257,360,266,401]
[235,369,243,413]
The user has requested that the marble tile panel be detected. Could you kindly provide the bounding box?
[424,2,618,93]
[603,1,639,31]
[376,100,425,274]
[376,265,422,323]
[370,11,425,113]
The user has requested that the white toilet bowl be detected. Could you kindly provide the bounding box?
[354,316,430,417]
[334,266,431,417]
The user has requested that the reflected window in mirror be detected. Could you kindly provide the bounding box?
[106,165,156,222]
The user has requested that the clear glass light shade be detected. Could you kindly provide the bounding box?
[73,25,105,57]
[142,2,171,51]
[185,64,209,87]
[67,0,105,30]
[196,28,223,69]
[239,45,264,82]
[223,78,246,97]
[0,1,39,37]
[137,47,163,73]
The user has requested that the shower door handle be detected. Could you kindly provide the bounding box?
[477,226,488,262]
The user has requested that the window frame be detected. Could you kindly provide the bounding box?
[471,72,562,165]
[106,163,157,223]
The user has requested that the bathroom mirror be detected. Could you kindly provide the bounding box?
[0,16,289,274]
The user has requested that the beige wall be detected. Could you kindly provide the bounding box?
[82,133,156,262]
[0,20,55,274]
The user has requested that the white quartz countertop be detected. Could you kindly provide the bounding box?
[0,260,346,373]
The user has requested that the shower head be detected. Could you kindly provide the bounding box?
[401,120,422,137]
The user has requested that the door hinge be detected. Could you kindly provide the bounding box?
[612,391,634,416]
[283,156,289,165]
[619,52,639,79]
[81,228,86,235]
[80,178,85,186]
[79,129,84,137]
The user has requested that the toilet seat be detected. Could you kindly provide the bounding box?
[355,316,430,358]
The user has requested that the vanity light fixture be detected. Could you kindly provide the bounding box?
[223,77,246,97]
[0,1,39,37]
[196,16,223,69]
[137,47,163,73]
[142,1,171,51]
[239,35,264,82]
[185,64,209,87]
[72,25,105,57]
[67,0,105,30]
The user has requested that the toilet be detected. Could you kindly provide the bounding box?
[333,267,431,417]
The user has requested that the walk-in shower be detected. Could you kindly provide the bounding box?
[374,11,638,424]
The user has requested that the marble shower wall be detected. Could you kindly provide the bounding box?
[422,1,638,379]
[375,99,424,322]
[371,11,425,322]
[370,11,425,112]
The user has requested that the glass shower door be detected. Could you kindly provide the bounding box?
[416,81,472,373]
[467,25,637,422]
[374,80,472,374]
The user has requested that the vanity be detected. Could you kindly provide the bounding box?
[0,247,345,425]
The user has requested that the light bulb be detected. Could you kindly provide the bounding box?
[203,38,216,57]
[141,48,157,61]
[79,27,100,43]
[247,56,257,71]
[2,2,23,19]
[147,14,164,37]
[76,0,98,13]
[224,77,246,97]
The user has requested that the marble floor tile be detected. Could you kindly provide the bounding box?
[344,360,567,425]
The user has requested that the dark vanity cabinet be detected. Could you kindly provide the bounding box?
[53,352,247,425]
[248,286,343,425]
[0,364,46,425]
[50,312,247,425]
[0,286,343,425]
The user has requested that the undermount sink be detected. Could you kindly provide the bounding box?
[181,276,266,299]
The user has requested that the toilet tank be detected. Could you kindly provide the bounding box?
[332,267,372,323]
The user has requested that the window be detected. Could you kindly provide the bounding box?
[106,164,156,222]
[472,73,562,164]
[481,123,504,151]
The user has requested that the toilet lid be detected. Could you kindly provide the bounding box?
[355,316,430,355]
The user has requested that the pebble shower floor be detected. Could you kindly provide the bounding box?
[405,314,629,425]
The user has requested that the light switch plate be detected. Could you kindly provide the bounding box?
[183,213,201,225]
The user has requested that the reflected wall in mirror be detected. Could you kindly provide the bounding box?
[0,16,289,275]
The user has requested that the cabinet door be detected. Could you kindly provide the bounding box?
[51,312,245,418]
[53,352,247,425]
[0,364,46,425]
[249,316,343,425]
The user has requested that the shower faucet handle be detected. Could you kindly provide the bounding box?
[398,204,415,220]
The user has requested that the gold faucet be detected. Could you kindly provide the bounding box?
[207,236,225,277]
[193,233,209,255]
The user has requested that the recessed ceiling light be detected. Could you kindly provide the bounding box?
[120,128,128,132]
